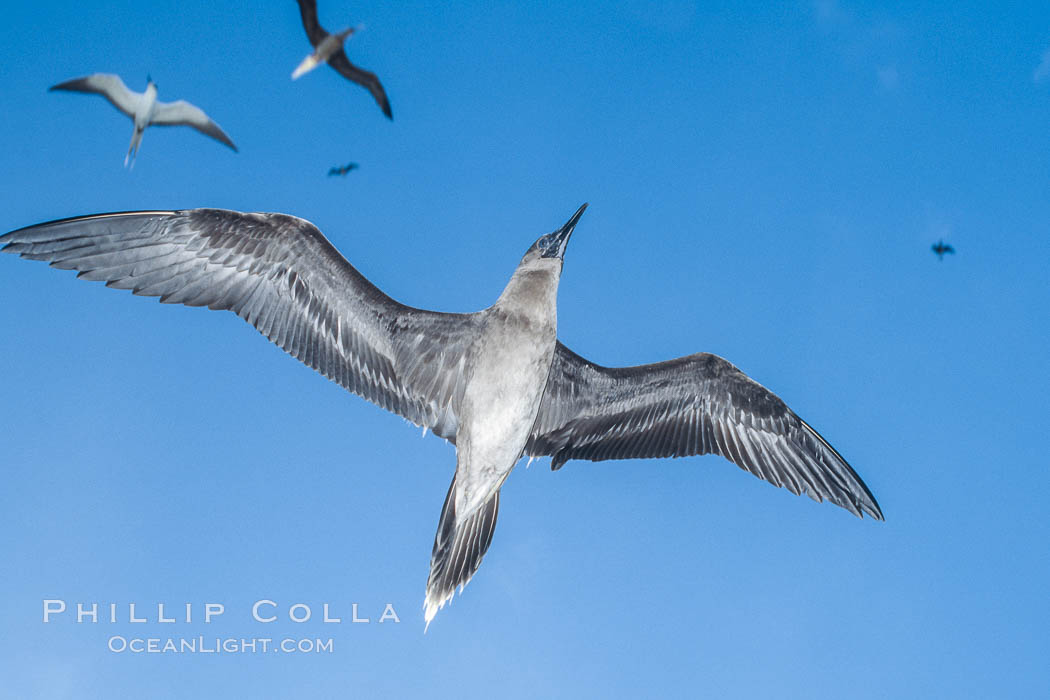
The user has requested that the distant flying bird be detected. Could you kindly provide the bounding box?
[328,162,359,176]
[292,0,392,119]
[0,205,882,628]
[50,74,237,167]
[932,240,955,260]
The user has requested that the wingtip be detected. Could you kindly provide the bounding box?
[851,493,884,522]
[0,223,22,244]
[48,78,80,92]
[858,485,884,521]
[834,486,883,522]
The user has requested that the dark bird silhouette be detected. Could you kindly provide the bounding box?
[293,0,392,119]
[328,162,359,176]
[0,205,882,628]
[932,240,955,260]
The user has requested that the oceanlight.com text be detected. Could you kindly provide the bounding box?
[108,636,334,654]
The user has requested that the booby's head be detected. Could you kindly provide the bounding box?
[499,203,588,311]
[336,24,363,42]
[523,203,588,264]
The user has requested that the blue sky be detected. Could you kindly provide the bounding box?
[1,0,1049,697]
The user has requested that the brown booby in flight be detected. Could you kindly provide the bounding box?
[932,240,955,260]
[293,0,393,119]
[50,74,238,167]
[0,205,882,628]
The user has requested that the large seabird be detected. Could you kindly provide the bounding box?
[0,205,883,627]
[50,74,238,167]
[293,0,393,119]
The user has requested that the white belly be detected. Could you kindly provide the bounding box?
[454,315,555,518]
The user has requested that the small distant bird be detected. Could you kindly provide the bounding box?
[328,162,359,176]
[1,204,882,628]
[50,73,237,167]
[293,0,393,119]
[931,240,955,260]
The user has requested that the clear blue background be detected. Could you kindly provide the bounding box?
[2,1,1048,697]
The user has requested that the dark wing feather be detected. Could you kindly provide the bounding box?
[0,209,476,441]
[296,0,328,46]
[526,343,883,520]
[329,51,393,119]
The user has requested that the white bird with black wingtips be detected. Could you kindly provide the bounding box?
[0,204,882,628]
[50,73,238,167]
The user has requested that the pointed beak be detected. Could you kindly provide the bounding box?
[541,203,588,259]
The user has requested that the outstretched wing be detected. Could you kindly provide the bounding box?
[0,209,478,442]
[296,0,328,46]
[50,73,142,118]
[329,51,393,119]
[526,343,883,520]
[151,100,238,151]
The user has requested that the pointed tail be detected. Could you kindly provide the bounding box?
[292,53,321,80]
[423,474,500,630]
[125,127,143,168]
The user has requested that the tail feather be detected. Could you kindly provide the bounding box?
[292,53,321,80]
[125,127,143,168]
[424,475,499,630]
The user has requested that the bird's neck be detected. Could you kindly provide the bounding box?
[494,264,561,325]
